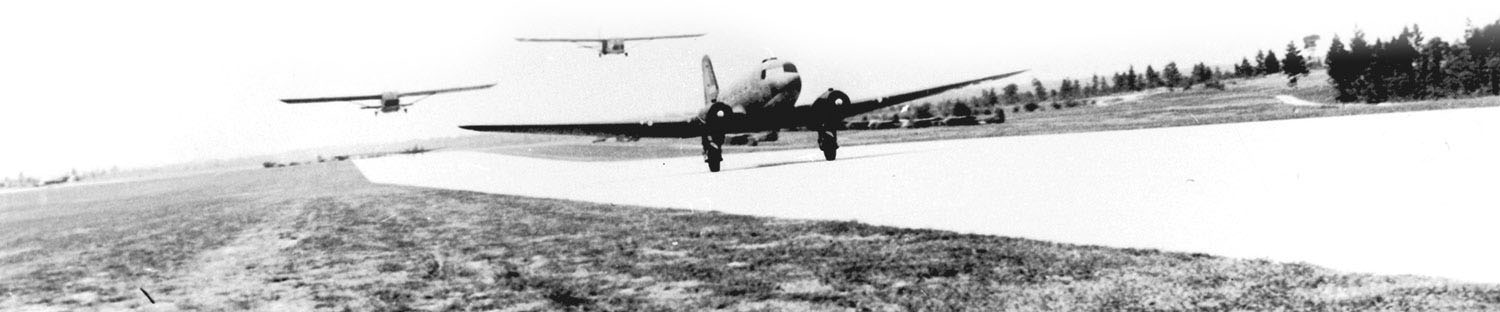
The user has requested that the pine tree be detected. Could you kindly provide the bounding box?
[1116,72,1128,91]
[1467,19,1500,95]
[1126,66,1140,91]
[1058,80,1073,100]
[1031,78,1048,102]
[1326,36,1358,102]
[1145,65,1162,88]
[1384,31,1420,99]
[1263,50,1282,74]
[1420,38,1448,97]
[1364,39,1391,103]
[1162,62,1183,90]
[1192,63,1213,83]
[1282,42,1310,77]
[1097,74,1112,94]
[1089,75,1101,96]
[1254,50,1266,75]
[1445,42,1481,94]
[1348,31,1375,101]
[1238,58,1254,77]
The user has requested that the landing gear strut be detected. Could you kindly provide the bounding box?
[814,89,849,161]
[702,102,732,172]
[818,130,837,161]
[702,133,724,172]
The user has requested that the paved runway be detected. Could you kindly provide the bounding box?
[356,107,1500,283]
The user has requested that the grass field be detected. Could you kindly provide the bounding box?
[3,162,1498,311]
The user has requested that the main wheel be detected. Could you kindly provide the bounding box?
[702,102,732,172]
[702,134,724,172]
[817,130,838,161]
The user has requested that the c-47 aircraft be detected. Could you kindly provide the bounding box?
[281,84,495,116]
[515,33,704,57]
[460,56,1024,172]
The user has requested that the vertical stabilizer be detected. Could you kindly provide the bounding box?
[702,55,719,105]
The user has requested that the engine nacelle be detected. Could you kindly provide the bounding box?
[813,88,851,127]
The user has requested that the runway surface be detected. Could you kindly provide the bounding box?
[356,107,1500,283]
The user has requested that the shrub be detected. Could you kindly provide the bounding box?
[951,102,973,117]
[1023,102,1041,112]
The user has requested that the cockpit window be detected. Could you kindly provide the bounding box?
[782,63,798,73]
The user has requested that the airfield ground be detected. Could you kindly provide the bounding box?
[4,71,1500,311]
[3,161,1499,311]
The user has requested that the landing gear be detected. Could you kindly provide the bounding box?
[813,88,850,162]
[702,102,732,172]
[702,134,724,172]
[818,130,837,161]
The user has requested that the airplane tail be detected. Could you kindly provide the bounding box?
[702,55,719,105]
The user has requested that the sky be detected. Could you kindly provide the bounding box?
[2,0,1498,178]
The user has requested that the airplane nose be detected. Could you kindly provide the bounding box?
[779,75,802,95]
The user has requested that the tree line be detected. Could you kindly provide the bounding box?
[858,23,1416,121]
[1325,20,1500,103]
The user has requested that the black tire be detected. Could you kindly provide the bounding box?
[817,129,838,161]
[702,134,724,172]
[701,102,733,172]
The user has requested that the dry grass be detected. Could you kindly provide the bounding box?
[2,163,1496,311]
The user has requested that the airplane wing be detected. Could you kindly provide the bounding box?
[459,121,701,138]
[459,70,1025,137]
[281,84,494,104]
[515,37,606,43]
[280,94,383,104]
[398,83,496,97]
[800,69,1029,119]
[616,33,706,41]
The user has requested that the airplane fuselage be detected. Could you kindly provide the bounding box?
[377,92,403,113]
[713,58,803,123]
[601,39,627,56]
